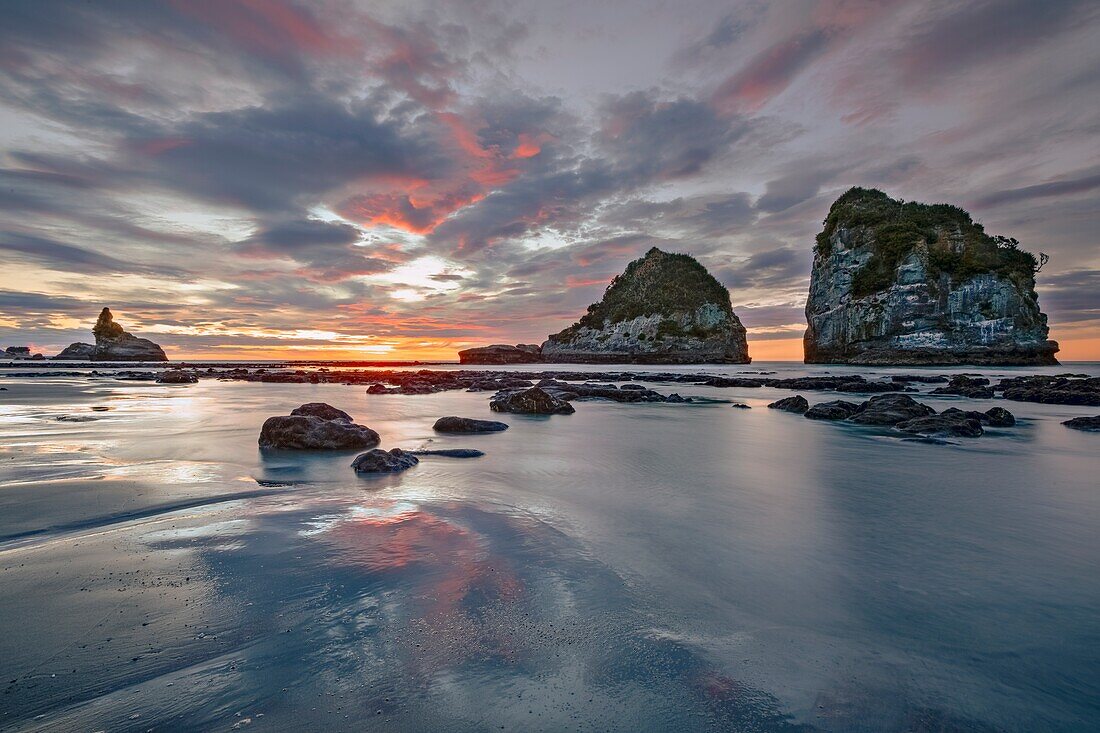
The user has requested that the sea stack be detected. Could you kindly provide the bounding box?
[804,188,1058,365]
[540,247,750,364]
[54,307,168,361]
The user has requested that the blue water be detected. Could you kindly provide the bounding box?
[1,362,1099,731]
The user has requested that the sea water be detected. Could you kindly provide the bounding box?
[1,362,1098,731]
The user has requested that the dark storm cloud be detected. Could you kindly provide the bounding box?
[1038,270,1100,321]
[756,167,842,213]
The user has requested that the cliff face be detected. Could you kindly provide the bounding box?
[804,188,1058,365]
[55,308,168,361]
[541,248,750,364]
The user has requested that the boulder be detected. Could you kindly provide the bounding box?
[805,400,861,420]
[351,448,419,473]
[156,369,197,384]
[896,414,985,438]
[259,404,379,450]
[1063,416,1100,432]
[768,395,809,413]
[540,247,750,364]
[804,188,1058,365]
[433,416,510,433]
[998,375,1100,406]
[291,402,353,421]
[489,386,575,415]
[848,394,935,425]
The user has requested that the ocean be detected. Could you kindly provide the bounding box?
[1,362,1098,731]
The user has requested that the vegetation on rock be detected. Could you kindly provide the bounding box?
[815,187,1039,298]
[553,248,732,340]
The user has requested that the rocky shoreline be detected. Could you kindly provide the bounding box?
[5,361,1098,410]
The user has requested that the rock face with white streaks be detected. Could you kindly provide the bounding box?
[541,248,749,364]
[804,188,1058,365]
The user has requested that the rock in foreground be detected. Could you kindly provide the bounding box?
[541,247,749,364]
[351,448,419,473]
[768,395,810,413]
[489,386,575,415]
[804,188,1058,365]
[433,416,510,433]
[848,394,935,425]
[805,400,862,421]
[55,308,168,361]
[259,403,379,450]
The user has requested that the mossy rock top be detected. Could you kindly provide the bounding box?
[548,248,733,341]
[815,187,1039,298]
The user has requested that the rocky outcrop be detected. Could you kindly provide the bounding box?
[489,386,575,415]
[433,416,510,433]
[351,448,419,473]
[805,188,1058,365]
[259,403,380,450]
[156,369,197,384]
[458,344,542,364]
[408,448,485,458]
[1063,416,1100,432]
[768,395,810,413]
[54,308,167,361]
[804,400,861,420]
[4,346,43,360]
[997,375,1100,406]
[541,248,749,364]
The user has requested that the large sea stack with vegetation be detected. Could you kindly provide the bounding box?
[540,247,750,363]
[804,188,1059,365]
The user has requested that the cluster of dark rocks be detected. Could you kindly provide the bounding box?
[257,403,508,474]
[769,393,1016,439]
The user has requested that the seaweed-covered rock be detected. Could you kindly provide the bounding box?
[805,188,1058,365]
[541,247,749,364]
[768,395,810,413]
[351,448,419,473]
[433,416,509,433]
[489,386,575,415]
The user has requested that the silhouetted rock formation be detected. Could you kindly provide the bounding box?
[541,248,750,364]
[458,344,542,364]
[805,188,1058,365]
[55,308,167,361]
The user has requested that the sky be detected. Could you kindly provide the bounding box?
[0,0,1098,361]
